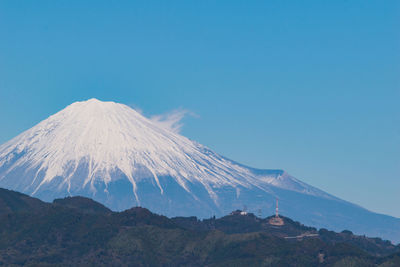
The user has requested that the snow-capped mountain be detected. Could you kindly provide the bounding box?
[0,99,399,243]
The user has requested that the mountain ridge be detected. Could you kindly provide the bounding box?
[0,188,399,266]
[0,98,399,243]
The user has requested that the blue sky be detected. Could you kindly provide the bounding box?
[0,1,399,217]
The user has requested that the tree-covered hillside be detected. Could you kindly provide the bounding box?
[0,188,399,267]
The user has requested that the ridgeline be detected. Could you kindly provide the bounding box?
[0,188,399,266]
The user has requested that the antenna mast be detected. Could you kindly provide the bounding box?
[269,197,284,226]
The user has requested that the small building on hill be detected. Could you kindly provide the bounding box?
[230,209,248,216]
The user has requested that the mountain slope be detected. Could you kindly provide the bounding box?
[0,98,399,242]
[0,187,48,214]
[0,99,327,203]
[53,196,112,215]
[0,189,399,267]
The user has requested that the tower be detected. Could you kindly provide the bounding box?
[269,197,284,226]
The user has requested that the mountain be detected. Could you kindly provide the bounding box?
[172,214,399,258]
[0,188,47,214]
[0,98,399,242]
[0,189,399,266]
[53,196,112,215]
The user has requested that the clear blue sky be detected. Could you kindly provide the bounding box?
[0,1,399,217]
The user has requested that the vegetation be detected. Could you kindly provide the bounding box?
[0,188,399,266]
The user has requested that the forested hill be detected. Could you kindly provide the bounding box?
[0,188,399,266]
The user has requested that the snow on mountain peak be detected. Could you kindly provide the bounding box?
[0,99,330,207]
[1,99,399,243]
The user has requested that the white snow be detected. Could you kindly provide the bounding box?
[0,98,331,203]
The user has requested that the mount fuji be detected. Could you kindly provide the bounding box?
[0,98,399,243]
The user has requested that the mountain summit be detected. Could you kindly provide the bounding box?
[0,99,327,209]
[0,99,399,242]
